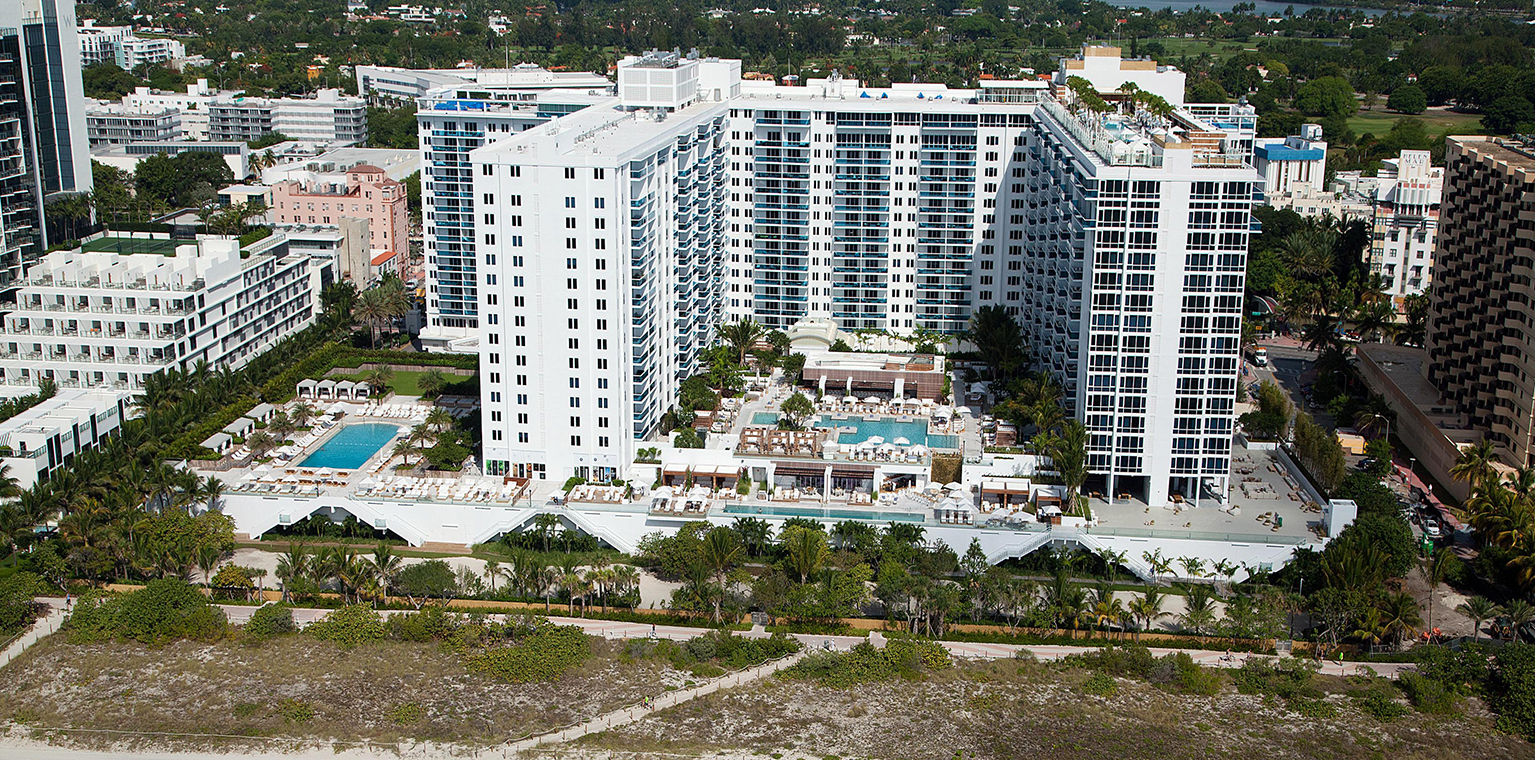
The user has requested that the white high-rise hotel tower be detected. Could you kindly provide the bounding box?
[461,46,1259,507]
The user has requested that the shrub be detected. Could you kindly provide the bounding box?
[1145,652,1222,696]
[1288,697,1337,719]
[1398,671,1461,715]
[304,604,386,647]
[1231,659,1320,701]
[466,624,592,683]
[1487,643,1535,740]
[1083,671,1117,697]
[785,638,948,688]
[277,698,314,723]
[389,606,459,642]
[686,634,718,661]
[65,580,228,645]
[244,604,296,637]
[1064,645,1157,678]
[0,572,44,635]
[389,702,425,725]
[1357,692,1410,721]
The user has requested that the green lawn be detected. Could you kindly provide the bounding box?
[1149,37,1260,61]
[1347,108,1483,138]
[80,236,183,256]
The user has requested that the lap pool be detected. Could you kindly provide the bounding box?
[298,423,402,470]
[751,412,957,449]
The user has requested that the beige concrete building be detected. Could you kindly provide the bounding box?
[1425,136,1535,469]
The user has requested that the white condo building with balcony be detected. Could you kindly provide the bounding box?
[1367,150,1443,302]
[471,51,731,481]
[0,233,320,394]
[449,47,1260,506]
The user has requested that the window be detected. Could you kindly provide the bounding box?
[564,197,576,208]
[564,167,576,179]
[571,435,581,446]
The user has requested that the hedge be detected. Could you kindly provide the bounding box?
[163,393,259,460]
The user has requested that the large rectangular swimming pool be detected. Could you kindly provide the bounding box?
[750,412,957,449]
[298,423,402,470]
[722,503,927,523]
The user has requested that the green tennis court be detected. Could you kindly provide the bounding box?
[80,237,185,256]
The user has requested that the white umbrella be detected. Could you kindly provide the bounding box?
[934,407,953,417]
[945,481,964,490]
[890,397,907,405]
[315,467,333,478]
[910,445,929,456]
[892,436,911,446]
[955,406,972,415]
[926,482,944,492]
[865,435,885,445]
[863,395,880,404]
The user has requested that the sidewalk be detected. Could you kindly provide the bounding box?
[0,603,65,670]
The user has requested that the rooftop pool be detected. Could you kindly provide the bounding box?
[298,423,402,470]
[750,412,957,449]
[722,503,927,523]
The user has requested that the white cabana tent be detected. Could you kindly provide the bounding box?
[297,378,319,398]
[223,417,254,438]
[247,403,276,422]
[316,379,338,398]
[201,432,233,453]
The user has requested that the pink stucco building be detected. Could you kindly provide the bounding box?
[272,165,408,253]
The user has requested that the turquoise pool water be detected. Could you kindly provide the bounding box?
[750,412,957,449]
[723,503,927,523]
[298,423,401,469]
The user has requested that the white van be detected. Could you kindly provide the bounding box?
[1252,347,1269,367]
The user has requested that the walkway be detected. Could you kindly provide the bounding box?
[0,603,65,670]
[503,650,806,752]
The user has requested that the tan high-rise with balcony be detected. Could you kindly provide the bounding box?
[1426,136,1535,467]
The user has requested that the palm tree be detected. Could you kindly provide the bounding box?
[1038,420,1090,512]
[1502,599,1535,642]
[701,527,742,623]
[267,411,296,443]
[290,401,315,429]
[203,476,225,514]
[483,559,503,592]
[966,305,1026,381]
[275,542,310,602]
[1451,440,1502,486]
[417,369,449,400]
[1378,592,1423,649]
[1178,556,1206,580]
[1142,549,1174,586]
[718,318,766,366]
[1456,596,1500,642]
[1352,607,1387,651]
[371,543,403,597]
[1351,300,1397,344]
[425,408,454,436]
[781,527,829,583]
[1426,548,1452,631]
[363,366,395,397]
[1352,395,1396,441]
[614,565,641,609]
[1089,582,1125,639]
[1129,586,1169,639]
[1177,584,1218,636]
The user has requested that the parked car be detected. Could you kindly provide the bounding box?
[1423,520,1444,539]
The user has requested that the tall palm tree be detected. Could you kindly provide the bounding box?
[275,542,310,602]
[781,527,828,583]
[425,408,454,436]
[203,476,225,514]
[363,366,395,397]
[1379,592,1423,649]
[1451,441,1502,487]
[417,369,449,400]
[614,565,641,609]
[1502,599,1535,642]
[1177,584,1218,636]
[290,401,315,429]
[483,559,503,592]
[1129,586,1169,639]
[1352,395,1396,441]
[1178,556,1206,580]
[718,318,766,365]
[701,527,742,623]
[371,543,403,597]
[1456,596,1500,642]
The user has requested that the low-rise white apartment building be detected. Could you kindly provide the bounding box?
[0,388,132,488]
[77,20,186,70]
[109,79,237,141]
[0,233,319,393]
[1254,123,1327,203]
[210,89,368,147]
[85,103,183,147]
[1367,150,1443,302]
[355,63,610,105]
